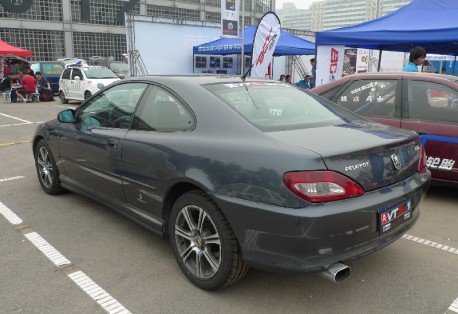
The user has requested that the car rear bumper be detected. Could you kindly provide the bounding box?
[213,171,430,273]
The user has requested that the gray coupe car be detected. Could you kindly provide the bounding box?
[32,75,430,290]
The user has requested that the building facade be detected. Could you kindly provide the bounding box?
[0,0,273,61]
[275,3,310,31]
[277,0,412,32]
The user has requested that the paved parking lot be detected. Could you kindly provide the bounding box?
[0,99,457,314]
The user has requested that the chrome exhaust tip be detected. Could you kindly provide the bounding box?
[321,262,351,283]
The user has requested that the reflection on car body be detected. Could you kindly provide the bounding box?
[312,72,458,186]
[33,75,430,290]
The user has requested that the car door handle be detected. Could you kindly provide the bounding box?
[107,139,118,149]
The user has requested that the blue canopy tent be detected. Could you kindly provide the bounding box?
[193,25,315,56]
[315,0,458,56]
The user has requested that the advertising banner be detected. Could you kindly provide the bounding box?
[316,45,345,86]
[250,11,281,79]
[221,0,240,38]
[356,49,369,73]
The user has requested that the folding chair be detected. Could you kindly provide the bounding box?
[2,91,11,103]
[26,88,40,103]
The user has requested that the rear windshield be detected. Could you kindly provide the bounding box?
[83,67,119,79]
[204,82,356,130]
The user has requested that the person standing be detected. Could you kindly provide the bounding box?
[402,47,426,72]
[309,58,316,88]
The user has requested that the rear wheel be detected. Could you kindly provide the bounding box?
[169,190,248,290]
[59,91,68,104]
[34,139,63,195]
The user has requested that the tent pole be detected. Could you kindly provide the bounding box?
[241,0,245,76]
[454,56,457,75]
[377,50,382,72]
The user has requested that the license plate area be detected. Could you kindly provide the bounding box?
[378,200,412,234]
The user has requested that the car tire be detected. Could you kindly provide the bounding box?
[59,91,68,104]
[84,91,92,100]
[34,139,63,195]
[169,190,248,290]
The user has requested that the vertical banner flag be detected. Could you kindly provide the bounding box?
[316,45,345,86]
[250,11,281,79]
[221,0,240,38]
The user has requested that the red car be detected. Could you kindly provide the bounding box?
[312,72,458,186]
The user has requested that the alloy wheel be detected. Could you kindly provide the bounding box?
[174,204,221,279]
[37,146,54,189]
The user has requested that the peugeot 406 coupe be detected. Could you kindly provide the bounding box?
[33,75,430,290]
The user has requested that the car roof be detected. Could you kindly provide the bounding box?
[342,71,458,82]
[65,64,109,69]
[122,74,276,86]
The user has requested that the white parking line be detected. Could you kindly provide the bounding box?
[24,232,72,267]
[0,201,133,313]
[0,176,24,182]
[448,297,458,313]
[402,234,458,255]
[0,112,33,127]
[68,271,132,314]
[0,201,23,225]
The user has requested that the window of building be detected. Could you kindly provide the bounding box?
[146,5,200,21]
[71,0,140,25]
[0,0,62,21]
[73,32,127,61]
[206,11,220,22]
[0,28,64,61]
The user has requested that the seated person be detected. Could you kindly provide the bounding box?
[35,71,51,92]
[35,72,54,101]
[0,73,20,102]
[295,75,311,89]
[25,66,35,77]
[16,73,37,103]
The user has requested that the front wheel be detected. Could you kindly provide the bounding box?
[169,190,248,290]
[34,139,63,195]
[84,91,92,100]
[59,91,68,104]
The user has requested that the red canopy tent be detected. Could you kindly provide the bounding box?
[0,39,32,57]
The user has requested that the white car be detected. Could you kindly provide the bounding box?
[59,65,120,103]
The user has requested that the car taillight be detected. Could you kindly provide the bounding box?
[418,145,427,173]
[283,171,365,203]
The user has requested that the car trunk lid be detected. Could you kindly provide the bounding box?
[268,122,421,191]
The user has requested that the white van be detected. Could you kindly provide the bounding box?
[59,64,120,103]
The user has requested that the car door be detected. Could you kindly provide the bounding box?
[401,79,458,183]
[331,77,402,128]
[121,84,195,219]
[71,68,84,100]
[60,68,72,98]
[58,82,148,202]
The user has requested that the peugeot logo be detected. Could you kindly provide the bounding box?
[391,154,402,170]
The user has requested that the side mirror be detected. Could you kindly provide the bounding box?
[58,109,75,123]
[74,76,81,80]
[97,83,105,89]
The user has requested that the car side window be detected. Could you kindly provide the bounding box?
[132,86,194,131]
[335,80,398,118]
[407,80,458,124]
[72,68,83,80]
[62,68,71,80]
[75,83,147,130]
